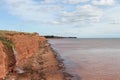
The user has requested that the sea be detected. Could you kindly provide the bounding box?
[49,38,120,80]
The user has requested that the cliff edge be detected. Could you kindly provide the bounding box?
[0,30,67,80]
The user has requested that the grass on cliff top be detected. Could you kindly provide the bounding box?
[0,30,39,36]
[0,30,14,49]
[0,30,17,36]
[0,35,13,49]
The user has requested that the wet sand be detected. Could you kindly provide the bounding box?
[49,38,120,80]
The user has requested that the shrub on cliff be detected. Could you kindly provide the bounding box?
[0,36,13,50]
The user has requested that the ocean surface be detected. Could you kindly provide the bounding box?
[49,39,120,80]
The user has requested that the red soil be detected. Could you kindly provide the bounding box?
[0,32,67,80]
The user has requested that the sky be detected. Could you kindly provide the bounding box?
[0,0,120,38]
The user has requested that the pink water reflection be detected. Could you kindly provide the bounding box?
[49,39,120,80]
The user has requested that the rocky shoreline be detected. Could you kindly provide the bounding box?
[0,30,72,80]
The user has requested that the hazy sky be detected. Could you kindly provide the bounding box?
[0,0,120,38]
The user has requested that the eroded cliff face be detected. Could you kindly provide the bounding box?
[0,37,15,79]
[0,41,8,79]
[5,33,46,69]
[0,31,65,80]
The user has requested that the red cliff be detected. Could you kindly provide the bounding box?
[5,33,46,69]
[0,31,65,80]
[0,41,8,79]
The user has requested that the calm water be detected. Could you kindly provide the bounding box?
[49,39,120,80]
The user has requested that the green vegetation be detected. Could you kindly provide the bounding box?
[0,30,14,49]
[0,36,13,49]
[0,30,17,36]
[0,30,37,35]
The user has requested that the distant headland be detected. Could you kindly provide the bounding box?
[44,35,77,39]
